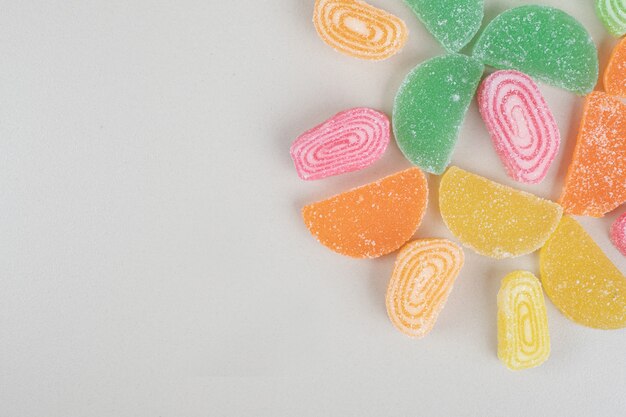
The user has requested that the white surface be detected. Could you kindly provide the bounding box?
[1,1,625,416]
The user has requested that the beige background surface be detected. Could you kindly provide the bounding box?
[1,0,625,416]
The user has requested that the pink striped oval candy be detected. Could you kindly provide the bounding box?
[611,213,626,256]
[478,70,561,184]
[290,108,390,180]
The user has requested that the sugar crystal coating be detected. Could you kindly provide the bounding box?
[604,36,626,97]
[386,239,464,338]
[313,0,408,61]
[559,92,626,217]
[403,0,483,52]
[439,166,563,259]
[472,6,599,95]
[596,0,626,37]
[540,216,626,329]
[290,108,389,180]
[498,271,550,371]
[393,54,483,174]
[478,70,560,184]
[302,168,428,258]
[610,213,626,256]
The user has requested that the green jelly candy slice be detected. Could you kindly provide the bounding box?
[393,54,483,174]
[596,0,626,37]
[404,0,484,52]
[473,6,599,95]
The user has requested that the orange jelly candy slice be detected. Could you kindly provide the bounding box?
[605,37,626,97]
[560,92,626,217]
[386,239,464,338]
[313,0,408,61]
[302,168,428,258]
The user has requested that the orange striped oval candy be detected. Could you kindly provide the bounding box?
[313,0,408,61]
[386,239,464,338]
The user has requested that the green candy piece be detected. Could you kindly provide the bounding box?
[393,54,483,175]
[404,0,484,52]
[596,0,626,37]
[473,6,599,95]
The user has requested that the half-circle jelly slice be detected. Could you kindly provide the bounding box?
[604,36,626,97]
[473,6,599,95]
[403,0,483,52]
[540,216,626,329]
[393,54,483,174]
[439,166,563,259]
[559,92,626,217]
[302,168,428,258]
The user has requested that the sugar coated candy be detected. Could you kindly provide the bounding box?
[386,239,464,338]
[560,92,626,217]
[403,0,483,52]
[596,0,626,37]
[313,0,408,61]
[610,213,626,256]
[302,168,428,258]
[478,70,560,184]
[540,216,626,329]
[393,54,483,174]
[473,6,599,95]
[604,37,626,97]
[498,271,550,371]
[290,108,390,180]
[439,166,563,259]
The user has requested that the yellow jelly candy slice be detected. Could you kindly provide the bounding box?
[540,216,626,329]
[498,271,550,371]
[439,167,563,258]
[386,239,464,338]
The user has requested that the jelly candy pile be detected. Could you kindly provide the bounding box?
[292,0,626,371]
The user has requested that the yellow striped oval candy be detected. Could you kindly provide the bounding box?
[497,271,550,371]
